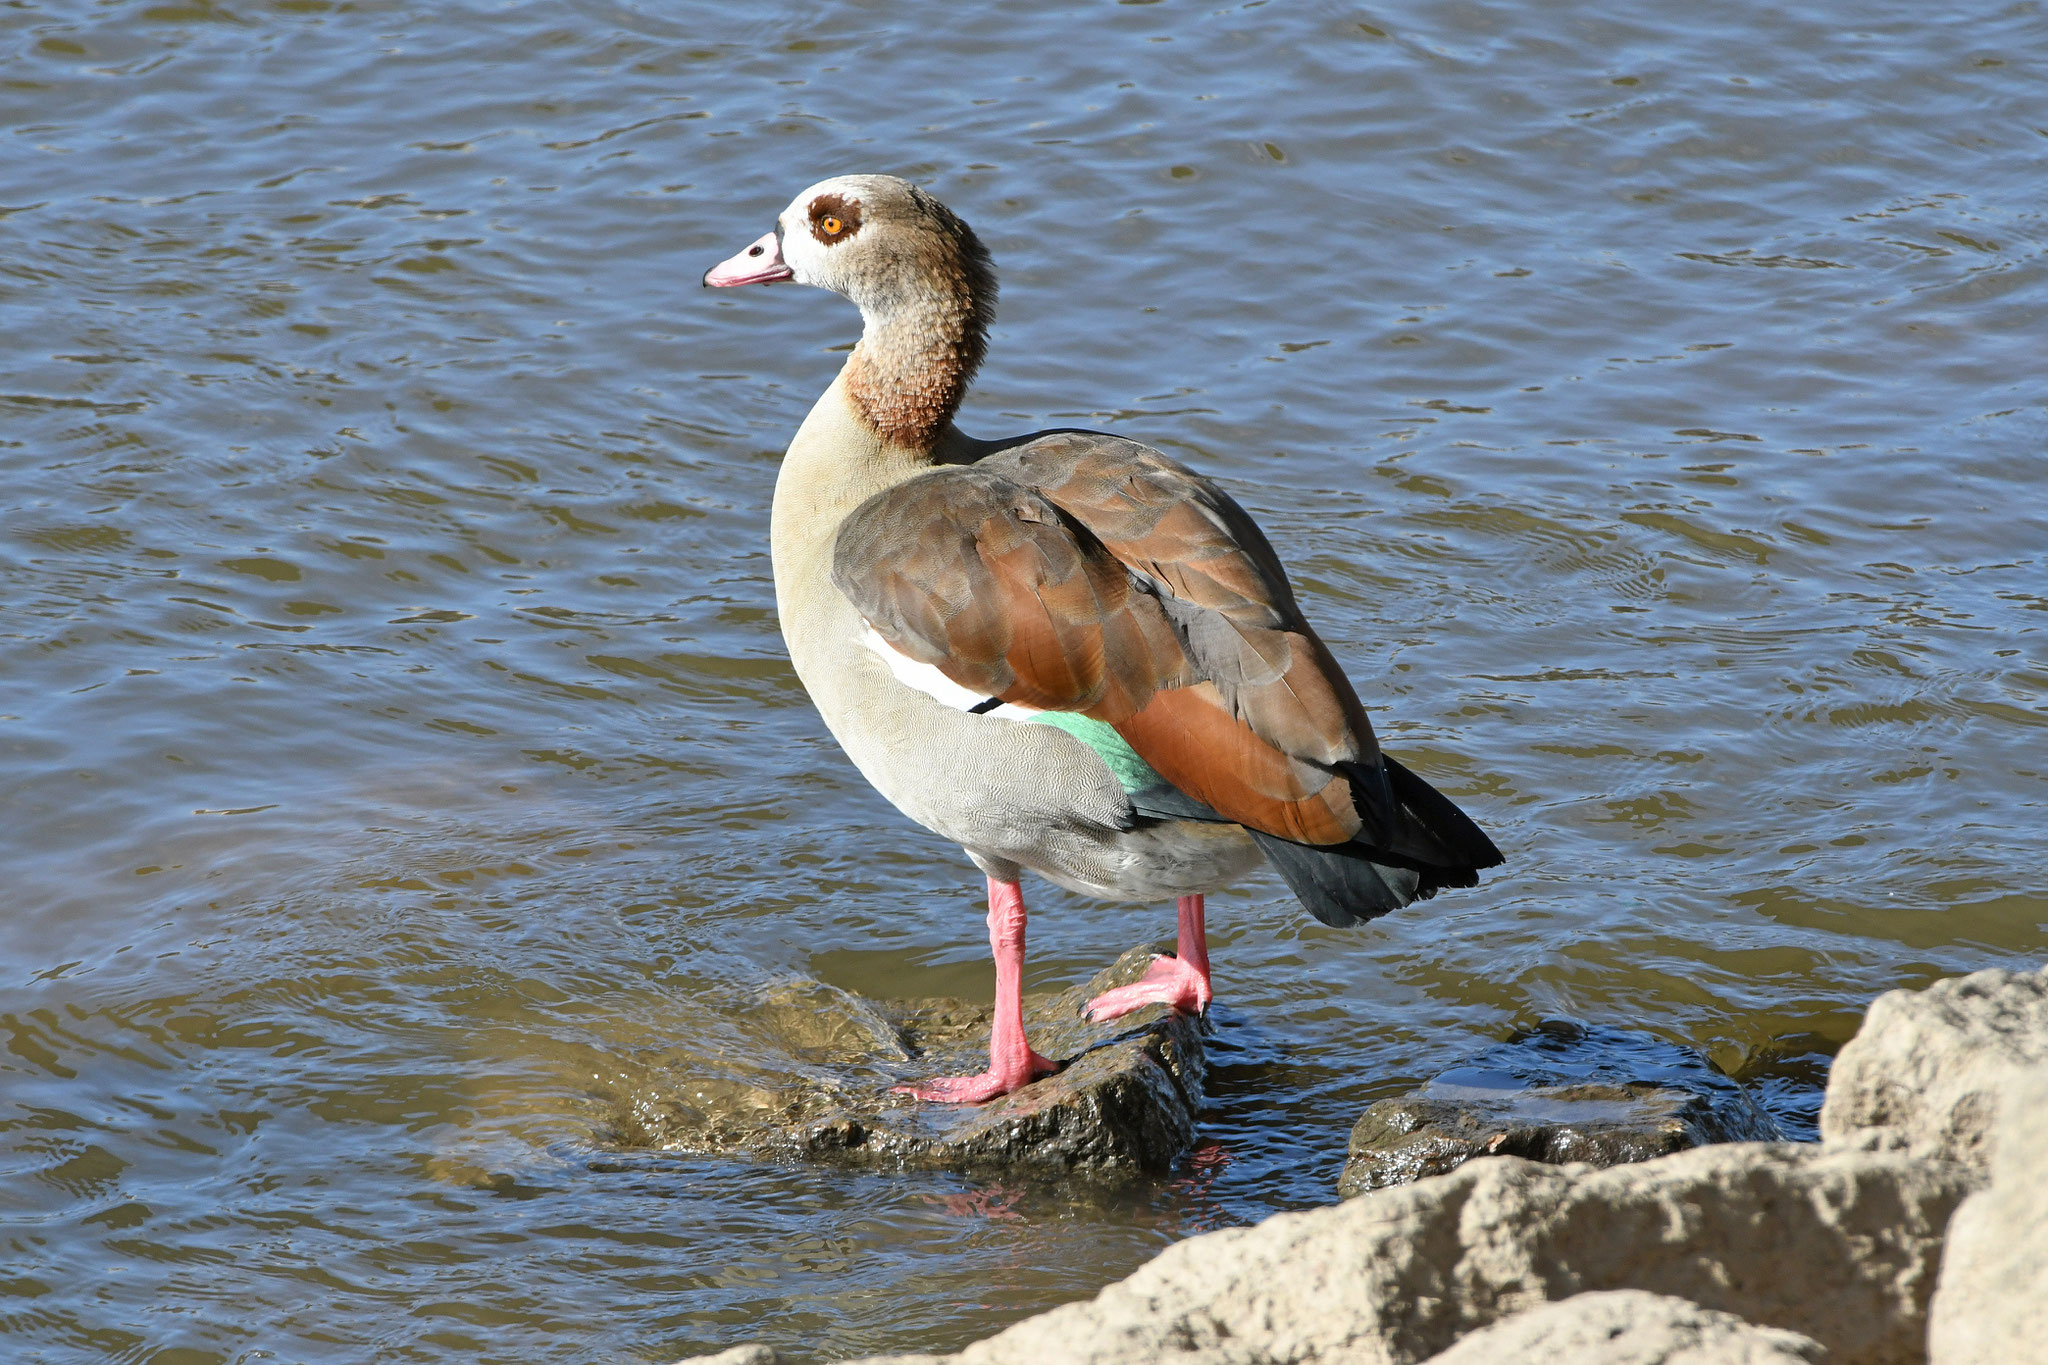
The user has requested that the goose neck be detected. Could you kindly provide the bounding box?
[844,281,988,454]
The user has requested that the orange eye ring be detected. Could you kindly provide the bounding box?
[820,215,843,235]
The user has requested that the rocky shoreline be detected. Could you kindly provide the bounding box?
[698,962,2047,1365]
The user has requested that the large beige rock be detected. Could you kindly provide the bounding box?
[1819,964,2048,1172]
[1419,1290,1824,1364]
[1926,1066,2048,1364]
[836,1142,1966,1365]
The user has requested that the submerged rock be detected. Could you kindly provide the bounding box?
[611,946,1204,1176]
[1338,1021,1783,1196]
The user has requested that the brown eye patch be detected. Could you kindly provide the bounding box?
[808,192,862,246]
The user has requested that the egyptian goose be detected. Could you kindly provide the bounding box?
[704,175,1502,1103]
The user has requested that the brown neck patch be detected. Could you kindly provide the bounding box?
[844,186,996,452]
[847,341,970,452]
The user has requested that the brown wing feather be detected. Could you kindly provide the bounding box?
[1119,683,1361,845]
[987,435,1293,611]
[831,467,1191,720]
[833,436,1398,848]
[983,432,1385,816]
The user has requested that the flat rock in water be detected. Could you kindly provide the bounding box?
[608,946,1204,1177]
[1339,1020,1783,1196]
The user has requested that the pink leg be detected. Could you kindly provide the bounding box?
[1085,894,1214,1022]
[893,877,1057,1103]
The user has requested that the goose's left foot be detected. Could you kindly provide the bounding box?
[890,1046,1058,1104]
[894,875,1057,1104]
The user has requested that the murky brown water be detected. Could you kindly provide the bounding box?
[3,1,2044,1361]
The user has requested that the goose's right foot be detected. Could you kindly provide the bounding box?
[1084,952,1212,1022]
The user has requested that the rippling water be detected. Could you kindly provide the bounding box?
[3,1,2043,1360]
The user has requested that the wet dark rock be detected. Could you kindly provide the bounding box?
[610,946,1205,1177]
[1338,1021,1784,1196]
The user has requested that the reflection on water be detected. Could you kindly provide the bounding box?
[2,0,2043,1360]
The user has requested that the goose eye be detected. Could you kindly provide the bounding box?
[820,215,843,235]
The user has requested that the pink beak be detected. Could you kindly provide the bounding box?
[703,230,794,288]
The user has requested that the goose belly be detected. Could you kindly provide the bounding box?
[1018,817,1264,904]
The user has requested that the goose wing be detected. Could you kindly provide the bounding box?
[831,431,1392,848]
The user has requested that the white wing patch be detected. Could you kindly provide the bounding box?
[860,627,1040,720]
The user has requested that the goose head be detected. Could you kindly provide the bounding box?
[704,175,997,449]
[705,175,993,322]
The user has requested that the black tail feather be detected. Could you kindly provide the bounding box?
[1129,756,1500,930]
[1256,754,1501,928]
[1247,830,1426,927]
[1379,753,1504,873]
